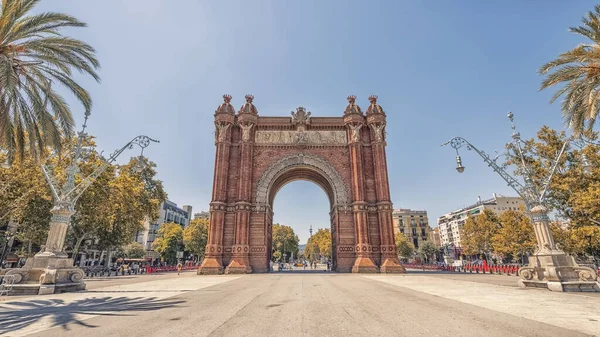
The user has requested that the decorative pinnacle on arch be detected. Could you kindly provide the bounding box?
[366,95,384,116]
[347,95,357,104]
[223,94,232,103]
[245,94,254,103]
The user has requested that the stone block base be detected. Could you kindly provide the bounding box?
[518,279,600,292]
[351,256,379,273]
[225,258,252,274]
[2,255,85,296]
[198,257,224,275]
[518,250,599,292]
[379,257,406,274]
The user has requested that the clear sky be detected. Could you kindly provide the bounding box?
[35,1,592,244]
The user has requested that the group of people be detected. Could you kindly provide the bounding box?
[269,259,332,272]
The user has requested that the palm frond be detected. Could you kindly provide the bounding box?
[0,0,99,164]
[540,5,600,136]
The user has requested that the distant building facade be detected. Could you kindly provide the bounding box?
[392,209,430,249]
[194,211,210,220]
[135,200,192,252]
[437,193,525,248]
[428,227,441,248]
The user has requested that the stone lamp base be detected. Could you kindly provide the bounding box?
[1,253,85,296]
[518,250,599,292]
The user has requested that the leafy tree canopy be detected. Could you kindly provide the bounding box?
[304,228,331,261]
[395,233,415,260]
[123,242,146,259]
[183,217,209,261]
[152,222,183,265]
[271,223,299,261]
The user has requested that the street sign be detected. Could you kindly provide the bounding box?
[176,251,184,258]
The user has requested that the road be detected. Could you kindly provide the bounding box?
[0,271,598,337]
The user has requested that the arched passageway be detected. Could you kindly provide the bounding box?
[199,95,405,275]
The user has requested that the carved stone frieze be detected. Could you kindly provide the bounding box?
[255,130,347,145]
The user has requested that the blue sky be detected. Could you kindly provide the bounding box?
[36,1,592,244]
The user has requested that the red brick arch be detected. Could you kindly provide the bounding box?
[198,95,405,274]
[255,153,350,208]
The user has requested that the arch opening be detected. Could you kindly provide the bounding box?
[255,154,348,272]
[271,180,332,272]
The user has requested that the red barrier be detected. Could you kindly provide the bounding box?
[145,265,197,274]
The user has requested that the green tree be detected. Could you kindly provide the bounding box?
[271,223,299,262]
[550,222,573,253]
[123,242,146,259]
[539,5,600,136]
[152,222,183,265]
[0,149,51,255]
[183,217,209,261]
[418,240,438,263]
[0,138,166,260]
[492,209,536,263]
[395,233,415,261]
[95,156,166,254]
[551,223,600,258]
[505,126,599,227]
[461,209,500,256]
[68,137,115,258]
[0,0,100,163]
[304,228,331,261]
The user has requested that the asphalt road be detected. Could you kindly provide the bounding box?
[4,272,595,337]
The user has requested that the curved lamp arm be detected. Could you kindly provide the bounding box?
[64,136,159,203]
[42,135,159,210]
[442,136,527,200]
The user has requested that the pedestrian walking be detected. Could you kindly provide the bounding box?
[177,262,183,275]
[270,260,274,272]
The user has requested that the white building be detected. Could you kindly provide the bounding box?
[437,193,525,248]
[135,200,192,252]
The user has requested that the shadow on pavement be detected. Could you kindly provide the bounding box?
[0,296,185,334]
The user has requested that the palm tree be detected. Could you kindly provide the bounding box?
[0,0,99,164]
[539,5,600,137]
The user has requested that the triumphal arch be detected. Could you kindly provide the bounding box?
[198,94,405,274]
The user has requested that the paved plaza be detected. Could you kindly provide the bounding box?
[0,271,599,337]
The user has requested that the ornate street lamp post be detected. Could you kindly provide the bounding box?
[4,111,159,295]
[442,112,599,292]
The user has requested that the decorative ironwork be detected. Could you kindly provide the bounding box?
[442,135,527,201]
[41,112,159,219]
[442,112,600,212]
